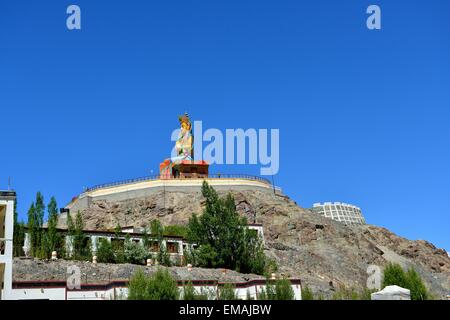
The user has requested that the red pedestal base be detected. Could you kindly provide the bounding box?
[159,159,209,179]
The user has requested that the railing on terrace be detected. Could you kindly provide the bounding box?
[82,174,274,193]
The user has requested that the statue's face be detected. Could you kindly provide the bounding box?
[181,122,190,131]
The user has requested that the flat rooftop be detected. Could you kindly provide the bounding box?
[0,190,16,199]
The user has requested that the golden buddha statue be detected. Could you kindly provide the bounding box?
[174,113,193,161]
[159,113,194,178]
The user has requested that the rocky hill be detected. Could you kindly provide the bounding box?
[57,188,450,298]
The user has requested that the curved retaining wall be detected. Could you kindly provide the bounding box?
[66,178,281,213]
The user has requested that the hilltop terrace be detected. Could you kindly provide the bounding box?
[65,174,282,213]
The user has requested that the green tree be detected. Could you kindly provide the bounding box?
[26,192,46,257]
[181,280,208,300]
[142,226,150,249]
[114,223,122,238]
[239,228,266,274]
[150,220,164,239]
[382,263,409,289]
[127,268,150,300]
[27,203,37,256]
[96,238,115,263]
[164,225,189,238]
[111,223,126,263]
[406,268,429,300]
[157,242,172,267]
[146,268,179,300]
[301,284,315,300]
[382,263,430,300]
[258,280,276,300]
[125,238,149,265]
[67,213,74,234]
[45,196,60,258]
[189,243,217,268]
[72,211,91,260]
[331,286,360,300]
[66,212,75,258]
[128,268,179,300]
[150,220,171,266]
[264,258,278,275]
[258,278,295,300]
[73,211,84,256]
[35,192,46,258]
[274,278,295,300]
[187,181,266,274]
[218,283,238,300]
[35,192,45,228]
[114,245,126,264]
[182,280,196,300]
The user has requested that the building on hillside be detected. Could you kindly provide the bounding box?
[22,227,191,265]
[311,202,366,226]
[247,223,265,246]
[21,223,265,264]
[0,190,15,300]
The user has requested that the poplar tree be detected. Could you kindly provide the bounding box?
[27,203,37,256]
[73,211,86,259]
[151,220,170,266]
[142,226,150,249]
[46,196,59,257]
[382,263,430,300]
[66,212,75,258]
[34,192,45,257]
[35,192,45,227]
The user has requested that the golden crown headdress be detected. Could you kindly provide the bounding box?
[178,112,191,126]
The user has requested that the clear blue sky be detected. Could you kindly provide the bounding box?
[1,1,449,251]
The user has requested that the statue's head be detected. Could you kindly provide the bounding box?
[178,112,192,131]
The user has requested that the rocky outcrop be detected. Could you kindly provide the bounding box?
[56,188,450,299]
